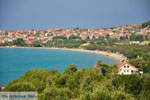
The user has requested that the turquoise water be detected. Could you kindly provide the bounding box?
[0,48,116,86]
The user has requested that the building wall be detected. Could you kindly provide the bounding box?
[119,64,138,75]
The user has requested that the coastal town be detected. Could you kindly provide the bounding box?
[1,0,150,99]
[0,22,150,46]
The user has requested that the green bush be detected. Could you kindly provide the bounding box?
[42,87,72,100]
[4,82,35,92]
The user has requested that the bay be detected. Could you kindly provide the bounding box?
[0,48,116,86]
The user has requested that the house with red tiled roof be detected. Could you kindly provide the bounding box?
[47,29,53,32]
[114,42,123,45]
[0,38,4,43]
[118,62,143,75]
[25,40,33,45]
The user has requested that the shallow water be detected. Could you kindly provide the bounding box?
[0,48,116,86]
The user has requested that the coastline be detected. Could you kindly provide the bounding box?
[0,46,126,65]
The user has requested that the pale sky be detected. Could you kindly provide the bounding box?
[0,0,150,30]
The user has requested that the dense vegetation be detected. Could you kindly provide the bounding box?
[2,62,150,100]
[45,39,86,48]
[84,45,150,73]
[142,21,150,28]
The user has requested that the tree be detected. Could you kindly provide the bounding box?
[138,81,150,100]
[50,69,59,74]
[130,34,144,41]
[35,32,40,37]
[52,36,67,40]
[64,64,77,74]
[130,33,136,41]
[5,70,51,92]
[135,35,144,42]
[129,57,147,68]
[4,82,35,91]
[120,36,126,41]
[101,64,109,75]
[125,75,142,96]
[77,92,92,100]
[85,44,97,50]
[112,75,125,88]
[142,21,150,28]
[46,40,54,47]
[81,78,93,92]
[13,38,25,46]
[86,36,90,40]
[108,38,119,45]
[93,60,102,73]
[42,87,72,100]
[66,76,79,90]
[55,74,69,87]
[129,57,147,72]
[92,89,111,100]
[112,75,142,96]
[126,35,128,39]
[105,34,110,39]
[74,27,79,30]
[69,35,78,40]
[32,41,42,47]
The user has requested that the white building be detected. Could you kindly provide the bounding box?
[129,41,140,45]
[118,62,143,75]
[140,41,150,45]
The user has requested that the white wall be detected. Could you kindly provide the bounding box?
[119,64,138,75]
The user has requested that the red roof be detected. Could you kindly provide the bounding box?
[0,38,4,41]
[118,62,143,70]
[114,42,123,45]
[25,41,33,44]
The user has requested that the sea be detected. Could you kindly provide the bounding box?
[0,48,116,86]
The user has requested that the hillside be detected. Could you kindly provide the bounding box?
[1,63,150,100]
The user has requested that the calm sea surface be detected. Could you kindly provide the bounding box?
[0,48,116,86]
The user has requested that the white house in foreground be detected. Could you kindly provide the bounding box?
[118,62,143,75]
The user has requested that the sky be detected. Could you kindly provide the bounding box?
[0,0,150,31]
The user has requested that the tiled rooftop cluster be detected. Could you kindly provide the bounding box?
[0,24,150,44]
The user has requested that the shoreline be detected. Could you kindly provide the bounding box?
[0,46,126,65]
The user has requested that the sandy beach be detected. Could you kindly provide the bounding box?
[0,46,126,65]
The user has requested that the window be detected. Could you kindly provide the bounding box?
[127,70,129,72]
[127,66,129,68]
[124,70,126,72]
[131,70,133,73]
[124,66,126,68]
